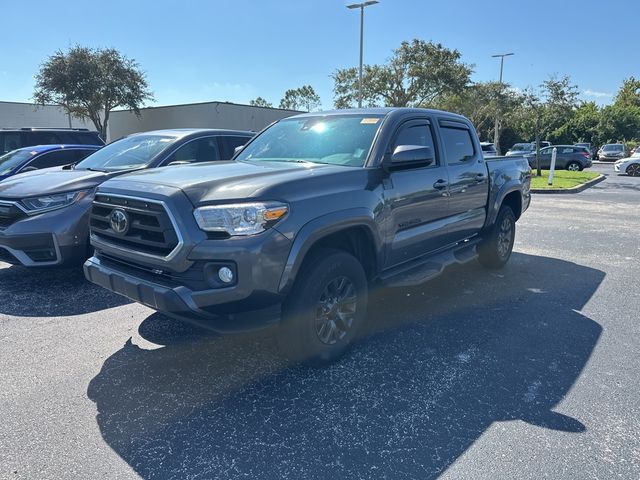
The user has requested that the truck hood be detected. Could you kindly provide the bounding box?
[0,167,118,199]
[102,161,352,204]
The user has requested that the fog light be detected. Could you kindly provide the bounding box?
[218,267,234,283]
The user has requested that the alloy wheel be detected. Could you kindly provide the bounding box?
[315,276,358,345]
[497,216,513,260]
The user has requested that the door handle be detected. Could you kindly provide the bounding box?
[475,173,486,182]
[433,179,449,190]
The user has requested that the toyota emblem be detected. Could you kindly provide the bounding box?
[109,209,129,235]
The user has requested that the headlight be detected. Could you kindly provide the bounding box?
[21,190,90,214]
[193,202,289,236]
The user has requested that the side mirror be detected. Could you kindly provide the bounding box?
[167,160,192,166]
[20,166,38,173]
[233,145,245,156]
[387,145,434,169]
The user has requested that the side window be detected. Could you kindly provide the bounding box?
[441,126,475,164]
[27,150,77,170]
[77,132,105,146]
[70,149,97,163]
[0,133,22,154]
[165,137,220,164]
[219,136,252,159]
[560,147,573,154]
[540,147,552,155]
[394,123,434,149]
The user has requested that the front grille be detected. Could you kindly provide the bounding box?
[90,194,180,257]
[0,202,26,230]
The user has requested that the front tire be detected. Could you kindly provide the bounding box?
[626,164,640,177]
[478,206,516,269]
[277,249,368,365]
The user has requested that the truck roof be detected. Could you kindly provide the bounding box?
[291,107,470,122]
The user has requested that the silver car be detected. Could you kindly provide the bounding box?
[598,143,626,161]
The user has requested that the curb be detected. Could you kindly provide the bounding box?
[531,174,606,194]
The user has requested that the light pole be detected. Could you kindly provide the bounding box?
[491,52,514,154]
[346,1,379,108]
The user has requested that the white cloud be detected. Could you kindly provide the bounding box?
[583,89,613,98]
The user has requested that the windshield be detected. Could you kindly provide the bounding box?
[0,149,36,175]
[603,144,623,151]
[235,114,384,167]
[76,134,176,171]
[510,143,532,151]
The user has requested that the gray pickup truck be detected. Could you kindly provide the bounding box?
[84,108,531,364]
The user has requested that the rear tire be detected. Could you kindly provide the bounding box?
[277,248,368,366]
[478,206,516,269]
[566,161,582,172]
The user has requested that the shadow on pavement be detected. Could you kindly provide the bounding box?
[87,253,604,479]
[0,263,129,317]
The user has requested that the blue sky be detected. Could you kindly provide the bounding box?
[1,0,637,109]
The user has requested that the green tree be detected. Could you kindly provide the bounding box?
[249,97,273,108]
[436,81,522,149]
[33,45,153,139]
[565,102,600,145]
[539,75,580,144]
[613,77,640,108]
[279,85,321,111]
[596,104,640,145]
[332,39,472,108]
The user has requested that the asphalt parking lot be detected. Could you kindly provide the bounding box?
[1,163,638,479]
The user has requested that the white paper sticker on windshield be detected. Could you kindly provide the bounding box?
[361,118,380,124]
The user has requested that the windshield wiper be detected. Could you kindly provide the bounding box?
[84,167,110,172]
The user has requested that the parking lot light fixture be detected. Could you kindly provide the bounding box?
[346,1,379,108]
[491,52,514,155]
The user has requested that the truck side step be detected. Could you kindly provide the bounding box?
[380,239,480,288]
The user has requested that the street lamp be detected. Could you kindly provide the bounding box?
[491,52,514,154]
[346,1,379,108]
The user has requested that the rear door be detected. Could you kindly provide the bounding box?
[384,118,451,267]
[438,119,489,243]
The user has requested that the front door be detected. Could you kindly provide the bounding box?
[384,119,451,268]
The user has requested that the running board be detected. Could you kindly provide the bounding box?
[380,239,480,288]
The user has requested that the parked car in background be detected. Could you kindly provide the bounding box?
[83,107,532,364]
[480,142,497,156]
[575,142,592,158]
[524,145,592,171]
[0,128,253,267]
[0,144,101,182]
[597,143,626,161]
[614,150,640,177]
[506,141,551,156]
[0,128,104,154]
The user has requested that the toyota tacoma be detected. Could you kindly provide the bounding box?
[84,108,531,363]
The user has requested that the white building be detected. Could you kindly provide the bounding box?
[0,100,300,142]
[0,101,93,130]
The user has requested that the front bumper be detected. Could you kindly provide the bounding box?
[84,255,282,333]
[0,198,92,267]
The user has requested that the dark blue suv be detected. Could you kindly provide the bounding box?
[0,144,102,182]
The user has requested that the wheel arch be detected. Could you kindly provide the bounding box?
[278,209,382,294]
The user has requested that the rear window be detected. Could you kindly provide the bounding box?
[0,132,22,154]
[441,127,475,164]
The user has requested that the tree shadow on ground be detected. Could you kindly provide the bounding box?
[87,253,603,479]
[0,263,129,317]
